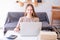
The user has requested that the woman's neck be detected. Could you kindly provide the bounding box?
[26,14,33,18]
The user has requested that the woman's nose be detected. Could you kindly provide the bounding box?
[29,10,31,13]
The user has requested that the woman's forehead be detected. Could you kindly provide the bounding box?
[26,6,32,9]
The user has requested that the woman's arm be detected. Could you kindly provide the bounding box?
[14,17,23,32]
[14,19,20,32]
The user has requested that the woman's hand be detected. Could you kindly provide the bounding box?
[14,27,20,32]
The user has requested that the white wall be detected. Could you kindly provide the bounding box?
[0,0,60,27]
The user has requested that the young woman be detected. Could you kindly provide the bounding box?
[14,4,39,32]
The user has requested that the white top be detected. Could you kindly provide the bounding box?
[19,16,39,22]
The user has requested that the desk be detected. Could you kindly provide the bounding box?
[4,30,57,40]
[4,30,40,40]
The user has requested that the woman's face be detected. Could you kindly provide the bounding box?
[26,6,33,15]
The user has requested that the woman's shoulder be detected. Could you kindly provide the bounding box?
[34,17,39,19]
[18,16,26,22]
[34,17,39,21]
[19,16,26,20]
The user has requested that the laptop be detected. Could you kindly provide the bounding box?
[19,22,42,36]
